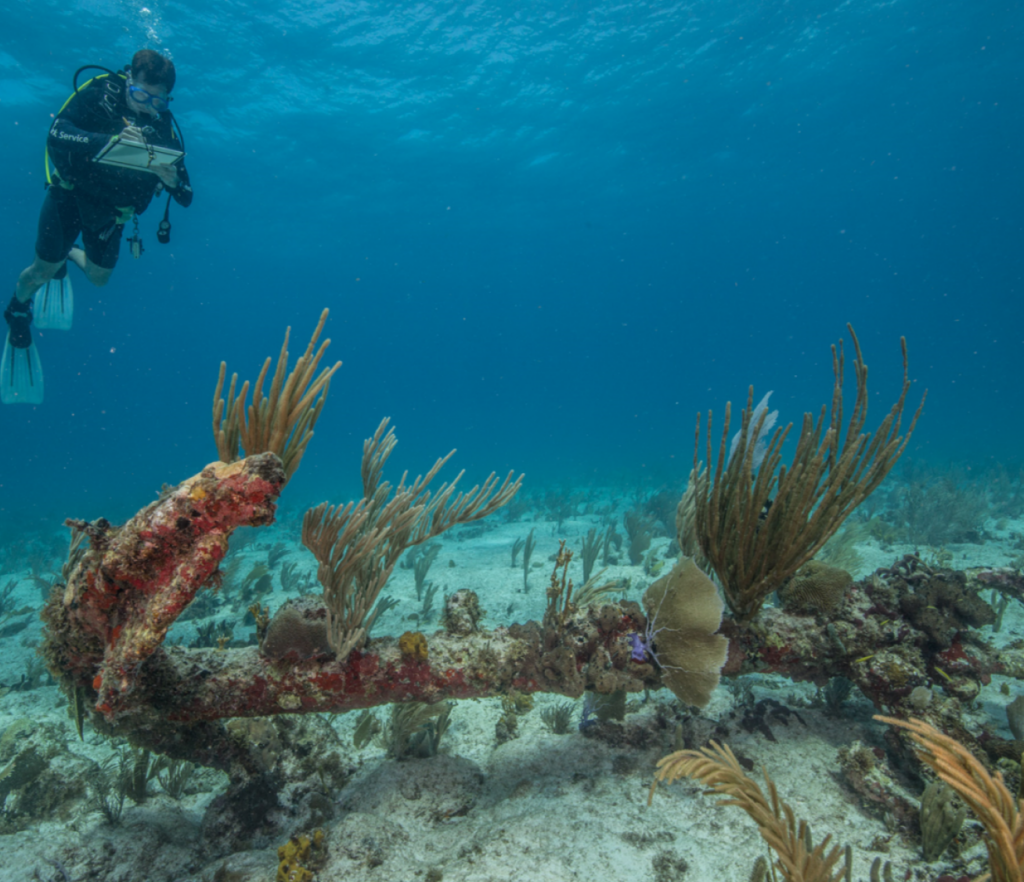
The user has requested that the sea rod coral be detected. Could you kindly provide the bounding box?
[688,324,926,623]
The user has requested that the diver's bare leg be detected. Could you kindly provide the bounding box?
[69,247,112,287]
[67,246,86,273]
[15,255,64,303]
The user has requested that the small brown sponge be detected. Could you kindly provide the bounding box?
[643,559,728,708]
[398,631,429,662]
[442,589,485,636]
[920,780,966,862]
[1006,694,1024,741]
[261,596,333,661]
[277,829,325,882]
[0,746,47,806]
[779,560,851,614]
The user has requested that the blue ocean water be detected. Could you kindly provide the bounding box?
[0,0,1019,524]
[1,6,1024,879]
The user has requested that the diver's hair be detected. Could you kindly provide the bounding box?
[131,49,176,92]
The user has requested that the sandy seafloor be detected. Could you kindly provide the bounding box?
[2,502,1023,882]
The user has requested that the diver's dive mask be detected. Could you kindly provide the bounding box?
[128,83,171,114]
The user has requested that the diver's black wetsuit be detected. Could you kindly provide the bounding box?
[41,72,193,269]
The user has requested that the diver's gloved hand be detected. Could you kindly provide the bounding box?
[3,294,33,349]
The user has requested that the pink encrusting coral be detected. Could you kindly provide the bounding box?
[44,453,285,721]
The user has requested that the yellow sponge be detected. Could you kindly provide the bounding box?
[276,829,324,882]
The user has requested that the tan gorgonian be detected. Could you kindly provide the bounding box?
[877,715,1024,882]
[642,558,728,708]
[691,325,924,623]
[213,308,341,481]
[649,739,847,882]
[303,418,522,658]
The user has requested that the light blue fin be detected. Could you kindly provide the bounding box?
[1,337,44,404]
[33,273,74,330]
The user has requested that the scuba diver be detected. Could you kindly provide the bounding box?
[2,49,193,404]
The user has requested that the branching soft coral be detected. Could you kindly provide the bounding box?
[690,325,925,623]
[877,715,1024,882]
[649,740,847,882]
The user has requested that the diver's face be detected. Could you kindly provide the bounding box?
[126,76,170,118]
